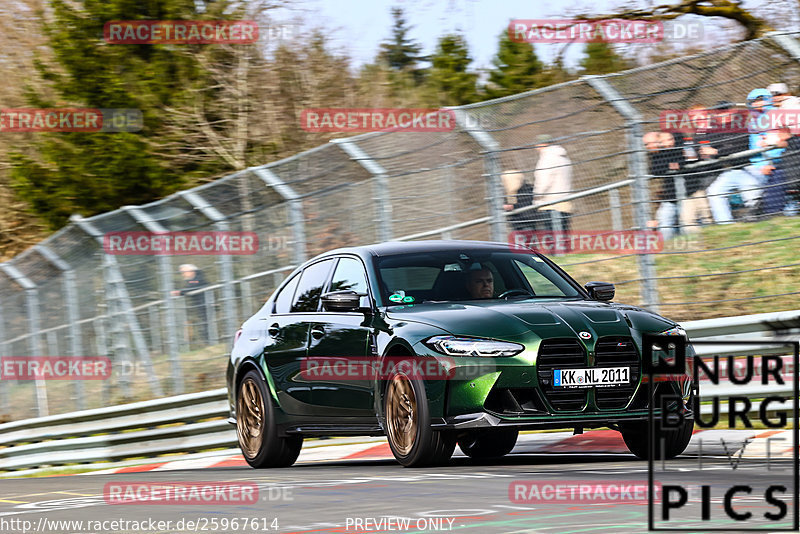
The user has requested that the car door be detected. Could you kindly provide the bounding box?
[264,259,335,416]
[306,256,374,417]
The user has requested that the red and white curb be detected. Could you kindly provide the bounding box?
[0,429,789,478]
[70,428,793,476]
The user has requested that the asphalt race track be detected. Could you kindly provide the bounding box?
[0,433,796,534]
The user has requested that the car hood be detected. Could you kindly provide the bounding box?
[385,299,676,340]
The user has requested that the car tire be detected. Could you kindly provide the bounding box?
[236,369,303,468]
[458,429,519,459]
[384,370,456,467]
[621,391,694,460]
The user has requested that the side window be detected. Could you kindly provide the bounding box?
[291,259,335,313]
[514,259,566,296]
[273,273,300,314]
[330,257,370,307]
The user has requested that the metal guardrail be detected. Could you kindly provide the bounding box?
[0,311,797,471]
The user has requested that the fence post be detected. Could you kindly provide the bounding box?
[0,297,6,413]
[103,260,133,399]
[585,76,659,311]
[123,207,183,394]
[34,245,85,410]
[70,215,163,397]
[770,32,800,60]
[0,264,48,416]
[609,189,623,231]
[180,191,239,339]
[332,139,394,242]
[449,108,508,243]
[247,168,307,264]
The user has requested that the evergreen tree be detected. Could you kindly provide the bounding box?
[540,56,576,86]
[426,34,479,106]
[486,28,545,98]
[578,41,634,75]
[377,7,426,82]
[10,0,235,229]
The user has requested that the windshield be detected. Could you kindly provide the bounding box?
[375,250,582,304]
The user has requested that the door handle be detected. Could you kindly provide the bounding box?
[267,323,281,338]
[310,326,325,340]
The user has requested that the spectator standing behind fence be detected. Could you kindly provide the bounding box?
[707,89,784,223]
[171,264,210,346]
[676,107,717,233]
[502,170,536,231]
[772,126,800,215]
[532,135,573,232]
[646,132,683,240]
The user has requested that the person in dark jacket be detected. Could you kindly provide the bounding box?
[502,170,536,231]
[773,127,800,214]
[647,132,684,240]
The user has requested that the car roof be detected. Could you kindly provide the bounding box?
[315,240,516,260]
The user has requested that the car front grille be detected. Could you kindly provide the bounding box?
[594,336,640,409]
[536,339,587,411]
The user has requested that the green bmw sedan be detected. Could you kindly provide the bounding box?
[227,240,694,467]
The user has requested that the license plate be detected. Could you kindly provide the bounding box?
[553,367,630,388]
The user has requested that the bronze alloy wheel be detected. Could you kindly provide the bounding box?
[237,377,265,459]
[386,374,418,456]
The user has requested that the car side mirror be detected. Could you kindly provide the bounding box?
[584,281,615,301]
[321,290,367,312]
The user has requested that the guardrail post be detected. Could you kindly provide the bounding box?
[0,264,48,417]
[70,215,163,397]
[34,245,85,410]
[585,76,659,311]
[180,191,239,340]
[331,139,394,242]
[123,207,183,394]
[449,108,508,243]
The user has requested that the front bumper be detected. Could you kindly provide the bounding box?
[430,410,656,430]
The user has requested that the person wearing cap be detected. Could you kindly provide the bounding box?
[767,83,800,109]
[172,264,210,346]
[532,134,573,234]
[707,89,784,223]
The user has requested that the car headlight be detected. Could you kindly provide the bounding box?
[425,335,525,357]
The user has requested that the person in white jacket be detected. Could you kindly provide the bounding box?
[533,135,573,232]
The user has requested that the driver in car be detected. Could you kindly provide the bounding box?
[466,266,494,299]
